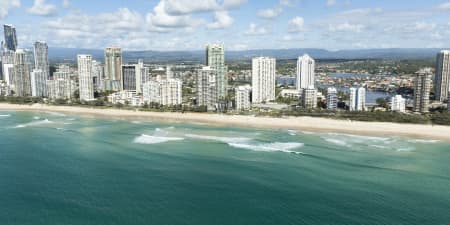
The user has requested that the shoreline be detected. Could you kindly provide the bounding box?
[1,103,449,141]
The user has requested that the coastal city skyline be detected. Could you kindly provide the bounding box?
[1,0,450,50]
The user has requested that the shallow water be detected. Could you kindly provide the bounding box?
[1,111,449,225]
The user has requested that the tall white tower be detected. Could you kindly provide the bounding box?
[252,57,276,104]
[435,50,450,102]
[296,54,315,90]
[77,55,94,101]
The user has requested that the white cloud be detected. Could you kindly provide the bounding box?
[162,0,247,15]
[245,23,269,35]
[27,0,57,16]
[328,22,365,33]
[146,1,204,32]
[0,0,20,19]
[437,2,450,10]
[279,0,295,7]
[62,0,70,8]
[258,7,283,19]
[281,34,305,42]
[207,11,234,29]
[326,0,336,7]
[288,16,304,32]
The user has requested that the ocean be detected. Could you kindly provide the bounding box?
[1,111,450,225]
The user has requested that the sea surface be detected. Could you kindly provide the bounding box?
[1,111,450,225]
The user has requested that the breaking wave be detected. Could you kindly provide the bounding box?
[185,134,252,143]
[407,139,440,144]
[134,134,184,144]
[228,142,305,154]
[0,114,10,118]
[14,119,53,128]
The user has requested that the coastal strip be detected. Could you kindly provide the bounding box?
[1,103,449,141]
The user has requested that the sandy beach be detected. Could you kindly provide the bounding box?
[1,103,449,141]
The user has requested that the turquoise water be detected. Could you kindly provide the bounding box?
[1,111,450,225]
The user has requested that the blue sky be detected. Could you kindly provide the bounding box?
[1,0,450,51]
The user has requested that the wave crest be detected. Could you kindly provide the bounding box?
[134,134,184,144]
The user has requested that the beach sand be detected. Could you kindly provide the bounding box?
[1,103,449,141]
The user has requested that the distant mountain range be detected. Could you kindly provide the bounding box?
[47,47,444,63]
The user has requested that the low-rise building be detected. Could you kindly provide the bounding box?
[108,90,143,106]
[326,87,338,110]
[391,95,406,113]
[235,85,251,111]
[302,87,317,109]
[143,78,182,106]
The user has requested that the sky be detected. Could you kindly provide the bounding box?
[1,0,450,51]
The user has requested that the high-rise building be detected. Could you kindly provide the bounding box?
[47,78,74,99]
[142,79,182,106]
[31,69,47,97]
[3,63,14,86]
[448,91,450,112]
[391,95,406,113]
[349,87,366,111]
[136,59,149,94]
[91,60,103,91]
[77,55,94,101]
[251,57,276,104]
[3,24,18,51]
[302,87,317,109]
[327,87,338,110]
[414,68,432,113]
[296,54,315,90]
[33,41,49,79]
[104,47,122,91]
[435,50,450,102]
[206,43,227,99]
[235,85,251,111]
[122,65,136,91]
[13,49,33,96]
[196,66,218,110]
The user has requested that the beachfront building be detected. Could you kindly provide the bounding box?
[2,63,14,86]
[104,47,122,91]
[77,55,94,101]
[196,66,218,110]
[349,87,366,111]
[296,54,315,90]
[235,85,251,111]
[252,57,276,104]
[33,41,49,79]
[302,86,317,109]
[414,68,432,113]
[327,87,338,110]
[435,50,450,102]
[136,59,150,94]
[108,90,142,106]
[122,64,137,91]
[91,60,103,91]
[206,43,227,99]
[47,79,74,99]
[13,49,33,96]
[448,91,450,112]
[391,95,406,113]
[142,79,182,106]
[31,69,47,97]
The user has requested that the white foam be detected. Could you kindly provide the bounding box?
[131,121,142,124]
[14,119,53,128]
[397,147,416,152]
[327,133,390,142]
[134,134,184,144]
[0,114,10,118]
[228,142,305,154]
[66,118,76,121]
[407,139,440,144]
[370,145,389,149]
[33,116,40,120]
[185,134,252,143]
[324,138,351,147]
[43,111,66,117]
[287,130,297,136]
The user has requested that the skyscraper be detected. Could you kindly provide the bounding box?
[414,68,432,113]
[77,55,94,101]
[206,43,226,99]
[104,47,122,91]
[13,49,33,96]
[435,50,450,102]
[296,54,315,90]
[327,87,338,110]
[122,64,137,91]
[31,69,47,97]
[3,24,18,51]
[349,87,366,111]
[251,57,276,104]
[135,59,149,94]
[33,41,49,79]
[196,66,218,110]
